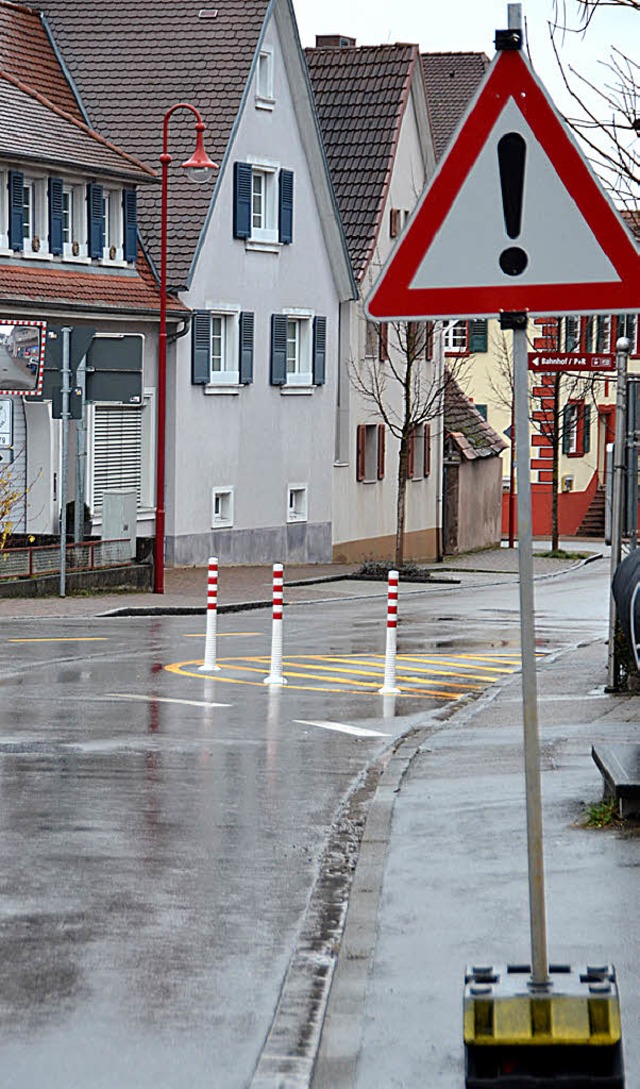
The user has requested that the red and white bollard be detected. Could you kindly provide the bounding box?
[379,569,400,695]
[199,557,221,672]
[264,563,287,686]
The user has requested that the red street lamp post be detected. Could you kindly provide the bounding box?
[154,103,217,593]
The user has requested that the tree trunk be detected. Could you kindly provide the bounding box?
[395,437,408,568]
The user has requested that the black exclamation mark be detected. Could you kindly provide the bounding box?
[498,132,528,276]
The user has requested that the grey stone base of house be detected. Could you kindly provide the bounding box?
[0,563,152,599]
[166,522,332,567]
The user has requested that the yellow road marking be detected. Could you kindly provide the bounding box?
[293,654,508,683]
[7,637,108,643]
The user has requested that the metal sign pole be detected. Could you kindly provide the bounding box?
[607,336,631,690]
[74,355,87,543]
[59,327,71,598]
[510,314,549,988]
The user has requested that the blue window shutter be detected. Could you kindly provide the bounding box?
[313,316,327,385]
[192,312,210,384]
[87,183,104,258]
[239,312,254,385]
[48,176,64,256]
[279,169,293,244]
[270,315,287,385]
[468,319,488,352]
[123,189,137,262]
[8,171,24,251]
[233,162,252,239]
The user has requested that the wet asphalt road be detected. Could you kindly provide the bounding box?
[0,563,609,1087]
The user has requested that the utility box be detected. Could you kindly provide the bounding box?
[102,490,137,559]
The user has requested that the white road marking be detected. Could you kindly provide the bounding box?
[107,693,231,709]
[294,719,390,738]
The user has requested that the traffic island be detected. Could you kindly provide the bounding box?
[464,964,624,1087]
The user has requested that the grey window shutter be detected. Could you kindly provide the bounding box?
[583,404,591,454]
[192,311,210,384]
[233,162,252,239]
[123,189,137,262]
[8,170,24,251]
[239,312,254,385]
[270,314,287,385]
[87,183,104,258]
[48,176,64,256]
[279,169,294,244]
[468,319,488,352]
[313,316,326,385]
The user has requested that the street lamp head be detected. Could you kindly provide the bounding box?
[181,122,218,184]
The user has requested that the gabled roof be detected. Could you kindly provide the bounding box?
[445,374,506,461]
[0,0,84,120]
[0,72,155,181]
[305,42,423,282]
[36,0,272,289]
[421,52,489,161]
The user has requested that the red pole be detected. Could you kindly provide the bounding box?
[154,138,170,593]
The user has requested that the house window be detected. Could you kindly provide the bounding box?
[102,189,124,261]
[617,314,638,353]
[356,423,385,482]
[563,401,591,457]
[595,315,611,353]
[90,404,143,513]
[287,484,308,522]
[443,320,468,353]
[365,320,389,360]
[270,313,326,387]
[256,49,275,106]
[408,423,432,479]
[191,310,254,387]
[22,178,47,254]
[62,189,72,244]
[61,183,88,258]
[561,314,581,352]
[212,487,234,527]
[234,162,293,245]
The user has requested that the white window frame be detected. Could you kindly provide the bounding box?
[22,176,49,257]
[256,48,275,108]
[0,171,8,250]
[247,159,278,245]
[565,402,579,455]
[212,486,234,528]
[282,309,313,386]
[203,305,240,386]
[102,188,124,263]
[442,320,467,353]
[287,484,308,523]
[62,181,89,260]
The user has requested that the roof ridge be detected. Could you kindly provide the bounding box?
[0,68,156,177]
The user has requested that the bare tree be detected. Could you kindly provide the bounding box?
[488,327,608,551]
[351,319,470,567]
[0,465,23,551]
[549,0,640,206]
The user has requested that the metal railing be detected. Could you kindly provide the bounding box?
[0,539,132,580]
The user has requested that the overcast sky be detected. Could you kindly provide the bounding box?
[293,0,638,119]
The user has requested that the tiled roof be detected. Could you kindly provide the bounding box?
[306,43,419,281]
[421,52,489,161]
[0,72,156,180]
[37,0,271,289]
[445,374,506,460]
[0,246,187,316]
[0,1,84,120]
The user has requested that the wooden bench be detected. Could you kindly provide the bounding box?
[592,744,640,817]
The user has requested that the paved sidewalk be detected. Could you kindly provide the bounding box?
[313,636,640,1088]
[0,540,602,620]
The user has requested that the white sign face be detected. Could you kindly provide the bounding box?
[0,398,13,447]
[410,100,619,293]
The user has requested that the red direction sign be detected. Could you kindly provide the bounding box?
[367,48,640,321]
[528,351,616,372]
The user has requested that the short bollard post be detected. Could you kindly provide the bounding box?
[379,569,400,695]
[199,557,221,672]
[264,563,287,686]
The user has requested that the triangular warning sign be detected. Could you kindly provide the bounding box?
[367,48,640,321]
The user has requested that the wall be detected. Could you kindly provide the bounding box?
[455,456,503,552]
[168,12,341,566]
